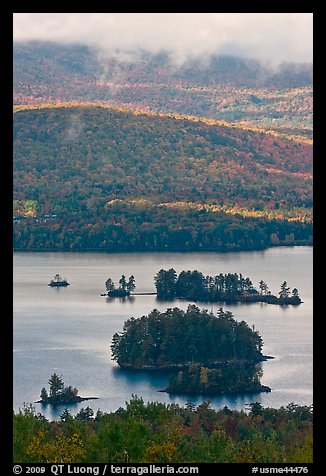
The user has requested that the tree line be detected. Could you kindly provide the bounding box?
[154,269,302,305]
[13,396,312,463]
[13,201,313,252]
[13,105,312,252]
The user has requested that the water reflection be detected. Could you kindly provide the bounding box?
[106,296,136,304]
[13,247,313,418]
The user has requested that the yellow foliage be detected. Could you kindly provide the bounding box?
[199,367,209,386]
[13,101,311,144]
[144,440,177,463]
[286,435,313,463]
[104,199,312,224]
[27,430,86,463]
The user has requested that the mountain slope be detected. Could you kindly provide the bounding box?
[13,104,312,251]
[14,104,312,206]
[13,41,313,137]
[13,41,313,89]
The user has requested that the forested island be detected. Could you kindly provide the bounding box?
[155,269,302,305]
[111,305,271,396]
[36,374,98,405]
[105,274,135,297]
[164,361,271,396]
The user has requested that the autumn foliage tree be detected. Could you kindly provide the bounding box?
[13,397,313,463]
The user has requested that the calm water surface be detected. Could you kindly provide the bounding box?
[13,247,313,419]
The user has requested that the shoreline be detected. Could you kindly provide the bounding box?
[12,243,312,254]
[35,396,99,405]
[117,355,274,371]
[160,384,272,396]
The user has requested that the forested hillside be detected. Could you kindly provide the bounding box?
[13,104,312,251]
[14,41,313,91]
[13,41,313,137]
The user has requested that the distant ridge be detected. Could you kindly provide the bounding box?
[14,40,313,89]
[13,41,312,138]
[13,104,312,252]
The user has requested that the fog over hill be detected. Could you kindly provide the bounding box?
[14,40,312,90]
[13,13,313,65]
[13,41,313,135]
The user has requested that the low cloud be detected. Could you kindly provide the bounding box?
[13,13,313,65]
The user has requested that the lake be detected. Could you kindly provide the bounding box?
[13,247,313,420]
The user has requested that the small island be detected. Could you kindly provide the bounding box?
[154,269,302,305]
[36,373,98,405]
[48,273,70,287]
[104,274,136,297]
[111,305,272,396]
[163,361,271,396]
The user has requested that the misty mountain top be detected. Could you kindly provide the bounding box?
[14,40,312,89]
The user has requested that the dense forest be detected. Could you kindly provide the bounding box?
[13,397,313,463]
[13,41,313,138]
[13,104,312,252]
[154,269,302,305]
[111,305,264,369]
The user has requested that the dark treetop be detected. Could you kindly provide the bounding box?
[154,269,302,305]
[111,305,264,369]
[37,373,98,405]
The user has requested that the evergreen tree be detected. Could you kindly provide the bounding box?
[249,402,264,417]
[48,373,65,399]
[154,268,177,298]
[259,280,269,295]
[127,275,136,293]
[105,277,115,293]
[111,306,263,367]
[119,275,127,291]
[75,406,94,421]
[40,387,48,402]
[111,333,121,361]
[279,281,291,299]
[59,408,72,422]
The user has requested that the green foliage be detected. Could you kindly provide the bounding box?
[110,305,264,368]
[75,406,94,421]
[166,362,268,396]
[41,374,79,404]
[154,268,177,298]
[59,408,73,422]
[279,281,291,299]
[48,373,64,399]
[105,274,136,296]
[154,269,301,305]
[105,277,115,292]
[13,404,50,463]
[13,398,313,463]
[13,105,312,252]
